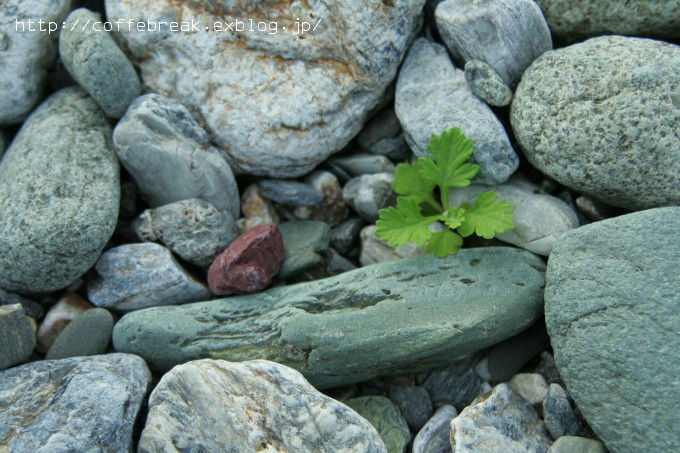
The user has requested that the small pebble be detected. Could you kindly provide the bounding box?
[343,173,397,222]
[326,248,358,275]
[293,171,349,227]
[508,373,550,405]
[422,354,483,410]
[412,405,458,453]
[329,154,396,176]
[258,179,324,207]
[547,436,607,453]
[465,60,513,107]
[358,109,411,161]
[207,224,284,296]
[46,308,114,360]
[0,304,35,370]
[345,396,411,453]
[388,385,434,431]
[37,293,93,352]
[278,221,331,280]
[0,288,43,320]
[543,384,580,439]
[331,217,365,255]
[575,196,623,222]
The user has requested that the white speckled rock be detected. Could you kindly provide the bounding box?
[87,243,211,312]
[105,0,426,177]
[413,405,458,453]
[508,373,549,405]
[450,383,552,453]
[0,0,72,125]
[139,359,387,453]
[435,0,552,87]
[449,176,579,256]
[465,60,513,107]
[113,93,239,218]
[359,225,423,266]
[396,39,518,184]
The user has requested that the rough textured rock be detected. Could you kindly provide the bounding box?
[345,396,410,453]
[464,60,513,107]
[343,173,397,223]
[329,154,396,176]
[508,373,549,405]
[543,384,580,439]
[59,8,141,118]
[0,288,43,320]
[293,171,349,227]
[396,39,518,184]
[412,405,458,453]
[37,293,93,352]
[106,0,426,177]
[449,176,579,256]
[547,436,607,453]
[258,179,324,207]
[278,221,331,280]
[0,0,72,125]
[113,93,239,217]
[45,308,114,360]
[435,0,552,86]
[422,355,483,410]
[207,224,285,296]
[113,247,546,388]
[511,36,680,210]
[545,207,680,453]
[450,384,552,453]
[139,359,386,453]
[535,0,680,43]
[0,304,35,370]
[0,87,120,293]
[134,199,238,268]
[88,243,211,311]
[0,353,151,452]
[389,385,434,431]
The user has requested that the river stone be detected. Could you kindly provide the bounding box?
[343,173,397,223]
[134,199,238,269]
[0,0,72,125]
[37,293,93,352]
[435,0,552,87]
[535,0,680,43]
[422,355,483,410]
[450,383,552,453]
[345,396,410,453]
[544,207,680,453]
[358,109,411,161]
[464,60,513,107]
[113,93,239,217]
[543,384,579,439]
[412,405,458,453]
[278,220,331,280]
[547,436,607,453]
[0,304,35,370]
[87,243,212,312]
[139,359,387,453]
[331,218,365,255]
[258,179,324,207]
[113,247,546,388]
[360,225,424,266]
[45,308,114,360]
[511,36,680,210]
[0,288,43,320]
[293,171,349,228]
[396,38,518,185]
[59,8,141,118]
[329,154,396,177]
[0,353,151,452]
[0,87,119,293]
[389,385,434,431]
[105,0,426,178]
[508,373,549,405]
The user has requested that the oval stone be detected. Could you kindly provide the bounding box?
[0,87,120,293]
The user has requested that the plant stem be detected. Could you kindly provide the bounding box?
[440,185,450,211]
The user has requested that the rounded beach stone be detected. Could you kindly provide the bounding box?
[0,304,35,370]
[59,8,141,118]
[345,396,411,453]
[37,293,93,352]
[511,36,680,210]
[0,87,120,293]
[46,308,114,360]
[412,405,458,453]
[465,60,513,107]
[258,179,324,207]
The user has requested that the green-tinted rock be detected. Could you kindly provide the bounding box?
[278,220,331,280]
[465,60,513,107]
[113,247,546,388]
[346,396,410,453]
[547,436,607,453]
[535,0,680,43]
[545,207,680,453]
[46,308,114,360]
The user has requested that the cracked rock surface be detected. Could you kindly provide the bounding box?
[545,207,680,453]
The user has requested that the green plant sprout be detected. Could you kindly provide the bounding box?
[375,127,515,257]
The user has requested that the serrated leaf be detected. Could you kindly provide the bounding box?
[375,197,438,247]
[438,206,466,230]
[456,191,515,239]
[424,230,463,257]
[419,127,480,188]
[392,162,439,208]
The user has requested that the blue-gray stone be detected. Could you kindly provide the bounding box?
[464,60,513,107]
[278,220,331,280]
[59,8,141,118]
[0,353,151,452]
[396,38,518,184]
[547,436,607,453]
[422,354,483,410]
[87,243,212,312]
[511,36,680,210]
[345,396,411,453]
[388,385,434,431]
[412,405,457,453]
[0,304,35,370]
[545,207,680,453]
[328,154,396,177]
[45,308,114,360]
[343,173,397,223]
[358,109,411,161]
[543,383,580,439]
[258,179,324,207]
[331,217,365,255]
[0,288,43,319]
[0,87,119,293]
[112,247,546,388]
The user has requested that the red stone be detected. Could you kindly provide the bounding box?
[207,224,284,296]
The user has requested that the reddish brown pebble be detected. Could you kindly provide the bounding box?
[207,224,285,296]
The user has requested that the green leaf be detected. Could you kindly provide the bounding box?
[375,198,439,247]
[418,127,480,188]
[438,206,466,230]
[456,191,515,239]
[424,230,464,257]
[391,162,440,209]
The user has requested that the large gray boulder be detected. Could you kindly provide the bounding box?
[105,0,426,177]
[545,207,680,453]
[113,247,546,388]
[511,36,680,210]
[0,88,120,293]
[0,0,72,125]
